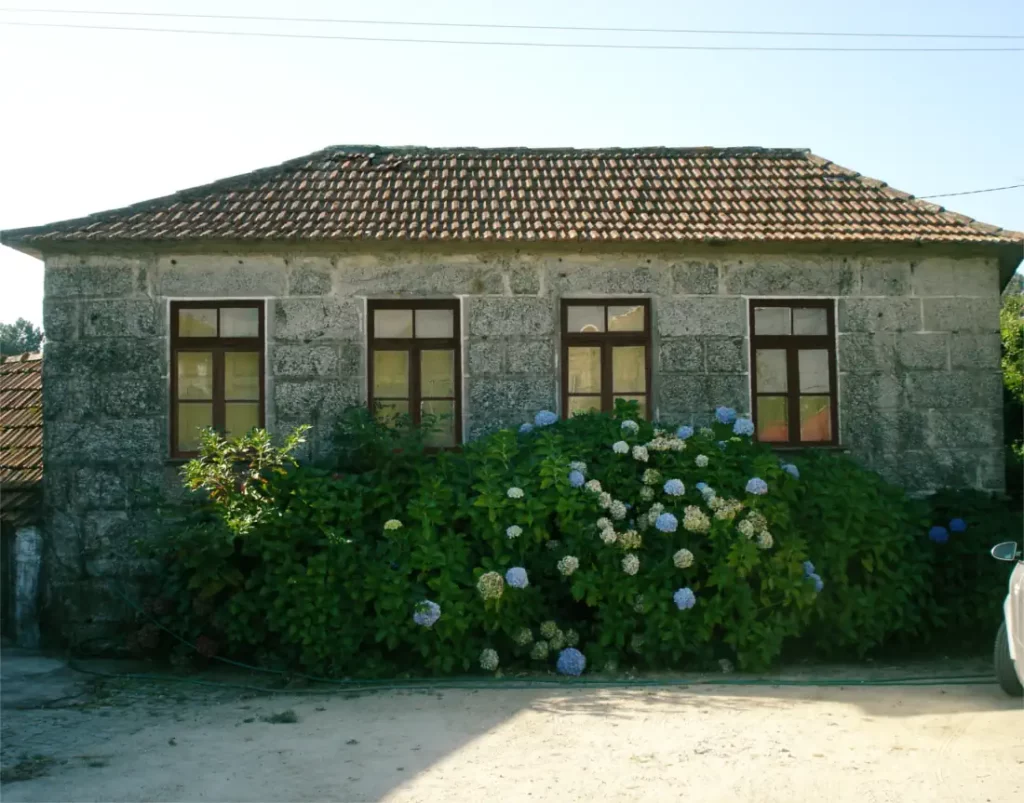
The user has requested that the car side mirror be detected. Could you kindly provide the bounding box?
[991,541,1021,561]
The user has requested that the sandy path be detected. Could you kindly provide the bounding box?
[2,657,1023,802]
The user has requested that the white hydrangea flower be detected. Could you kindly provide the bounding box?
[548,630,566,651]
[640,486,655,501]
[621,553,640,575]
[756,532,774,550]
[649,502,665,516]
[631,445,649,463]
[642,468,662,486]
[565,628,579,647]
[557,555,580,576]
[737,519,756,538]
[539,621,559,639]
[695,454,709,468]
[610,500,627,520]
[714,499,744,521]
[479,648,499,671]
[585,479,602,494]
[513,627,533,646]
[708,495,725,511]
[599,492,613,509]
[612,440,629,454]
[747,511,769,533]
[619,530,642,550]
[621,420,640,435]
[507,486,524,499]
[682,505,711,534]
[596,517,613,532]
[505,525,523,540]
[673,548,695,569]
[699,427,714,437]
[600,527,618,545]
[384,519,403,531]
[569,460,587,475]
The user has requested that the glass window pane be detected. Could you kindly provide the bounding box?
[373,351,409,398]
[568,396,601,417]
[755,349,788,393]
[177,403,212,452]
[566,306,605,333]
[798,350,830,393]
[225,402,260,439]
[421,350,455,397]
[608,305,645,332]
[225,352,260,400]
[756,396,789,443]
[415,308,454,338]
[612,346,646,393]
[800,396,832,442]
[793,307,828,336]
[221,307,259,337]
[375,309,413,338]
[421,399,456,447]
[178,308,217,337]
[568,347,602,394]
[754,306,791,335]
[614,394,648,419]
[177,352,213,400]
[375,400,409,426]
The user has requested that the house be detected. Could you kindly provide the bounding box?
[0,351,43,645]
[1,145,1021,645]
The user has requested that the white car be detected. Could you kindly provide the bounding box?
[991,541,1024,696]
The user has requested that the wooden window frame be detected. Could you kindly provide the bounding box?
[366,299,463,445]
[169,300,266,459]
[748,299,839,448]
[561,299,653,419]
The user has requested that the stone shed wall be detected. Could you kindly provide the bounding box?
[40,247,1003,644]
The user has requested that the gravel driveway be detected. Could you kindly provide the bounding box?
[2,649,1022,802]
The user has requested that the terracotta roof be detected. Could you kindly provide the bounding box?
[1,352,43,491]
[1,147,1021,249]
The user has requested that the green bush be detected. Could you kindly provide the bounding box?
[139,404,1018,676]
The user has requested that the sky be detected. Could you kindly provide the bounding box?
[1,0,1022,327]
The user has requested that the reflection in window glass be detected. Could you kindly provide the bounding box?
[421,350,455,397]
[177,403,212,451]
[178,308,217,337]
[568,396,602,417]
[225,402,260,439]
[421,399,455,447]
[373,351,409,398]
[800,396,832,441]
[754,306,791,335]
[177,352,213,399]
[793,307,828,336]
[755,349,788,393]
[415,309,454,338]
[567,347,602,394]
[798,350,830,393]
[220,307,259,338]
[567,306,605,333]
[608,305,645,332]
[225,352,260,400]
[375,399,409,425]
[756,396,789,442]
[611,346,645,393]
[614,395,647,419]
[375,309,414,338]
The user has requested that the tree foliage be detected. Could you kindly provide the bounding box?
[0,318,43,358]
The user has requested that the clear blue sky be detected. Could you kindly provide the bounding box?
[2,0,1022,327]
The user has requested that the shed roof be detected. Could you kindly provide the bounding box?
[0,352,43,526]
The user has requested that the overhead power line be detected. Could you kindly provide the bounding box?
[0,7,1021,40]
[919,183,1024,199]
[1,20,1022,51]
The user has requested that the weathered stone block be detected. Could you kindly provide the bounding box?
[467,338,504,376]
[468,297,555,337]
[82,299,160,338]
[335,261,503,296]
[157,257,288,296]
[839,373,901,411]
[658,297,746,337]
[46,419,165,463]
[43,300,79,341]
[76,468,126,510]
[466,377,556,439]
[271,344,341,377]
[659,338,704,372]
[672,262,719,294]
[288,260,333,295]
[843,407,927,456]
[507,338,554,375]
[722,259,855,296]
[912,257,998,297]
[977,448,1005,491]
[273,378,362,421]
[838,298,922,333]
[894,333,948,370]
[507,265,541,295]
[658,373,748,417]
[42,376,91,422]
[894,448,986,491]
[901,370,1002,409]
[859,260,911,296]
[45,259,140,298]
[949,333,1001,369]
[94,377,165,418]
[274,298,361,342]
[45,339,167,379]
[926,409,1002,450]
[922,297,999,333]
[705,337,747,374]
[837,333,895,374]
[546,262,670,296]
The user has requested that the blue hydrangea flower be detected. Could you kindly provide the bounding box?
[949,518,967,533]
[928,526,949,544]
[505,567,529,589]
[715,406,737,425]
[781,463,800,479]
[568,470,585,488]
[655,512,679,533]
[672,587,697,611]
[518,423,534,434]
[676,425,694,440]
[663,479,685,496]
[809,573,824,593]
[413,600,441,627]
[621,419,640,435]
[745,477,768,495]
[534,410,558,427]
[695,482,707,492]
[733,417,754,436]
[556,647,587,676]
[717,440,728,451]
[803,560,816,577]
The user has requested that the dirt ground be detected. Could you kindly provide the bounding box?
[2,649,1022,803]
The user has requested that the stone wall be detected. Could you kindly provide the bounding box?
[40,247,1004,644]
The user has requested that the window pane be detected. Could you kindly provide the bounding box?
[612,346,646,393]
[568,347,601,394]
[177,403,212,452]
[568,396,601,417]
[415,308,454,338]
[373,351,409,398]
[798,350,830,393]
[754,306,791,335]
[177,352,213,400]
[225,352,260,400]
[221,307,259,338]
[421,350,455,397]
[800,396,832,442]
[374,400,409,426]
[178,308,217,337]
[225,402,260,439]
[421,399,456,447]
[375,309,413,338]
[756,396,789,442]
[566,306,605,333]
[755,349,788,393]
[608,305,645,332]
[614,394,648,419]
[793,307,828,336]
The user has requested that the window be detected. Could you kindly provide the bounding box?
[367,300,461,447]
[562,300,651,419]
[170,301,265,457]
[749,300,838,446]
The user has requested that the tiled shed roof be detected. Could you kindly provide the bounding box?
[1,147,1021,248]
[0,352,43,507]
